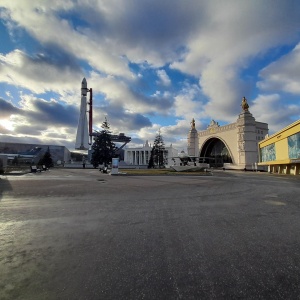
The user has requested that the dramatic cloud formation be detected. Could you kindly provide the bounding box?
[257,45,300,94]
[0,98,20,117]
[0,49,82,95]
[0,0,299,151]
[251,94,300,132]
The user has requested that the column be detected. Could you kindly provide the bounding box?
[145,151,148,165]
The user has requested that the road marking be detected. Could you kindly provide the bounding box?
[264,200,286,206]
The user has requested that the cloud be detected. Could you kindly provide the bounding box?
[257,43,300,94]
[0,1,132,77]
[0,124,11,134]
[170,1,300,121]
[173,83,203,120]
[2,1,300,116]
[0,0,300,150]
[0,49,82,95]
[162,119,190,137]
[0,131,75,149]
[13,123,48,136]
[93,103,152,133]
[88,72,174,115]
[0,95,79,147]
[79,0,206,67]
[19,95,79,126]
[156,69,171,86]
[0,97,20,117]
[29,99,78,126]
[0,133,44,145]
[251,94,300,133]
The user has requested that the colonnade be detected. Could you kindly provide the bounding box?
[125,150,151,165]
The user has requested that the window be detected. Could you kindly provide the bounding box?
[260,143,275,162]
[288,132,300,159]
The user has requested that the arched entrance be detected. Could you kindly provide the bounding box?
[200,138,232,167]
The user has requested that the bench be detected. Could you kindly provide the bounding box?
[31,166,41,173]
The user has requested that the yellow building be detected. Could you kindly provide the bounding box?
[258,119,300,175]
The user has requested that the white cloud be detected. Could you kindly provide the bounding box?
[0,0,132,78]
[174,83,203,120]
[129,122,185,152]
[257,43,300,94]
[0,0,300,148]
[156,69,171,86]
[171,1,300,122]
[251,94,300,133]
[88,71,173,115]
[5,91,12,98]
[0,50,81,97]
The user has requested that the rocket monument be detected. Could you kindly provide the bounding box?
[75,78,90,150]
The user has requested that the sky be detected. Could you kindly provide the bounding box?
[0,0,300,152]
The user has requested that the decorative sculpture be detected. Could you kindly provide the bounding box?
[241,96,249,111]
[191,118,196,129]
[208,119,219,128]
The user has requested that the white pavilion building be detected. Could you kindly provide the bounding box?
[124,141,178,168]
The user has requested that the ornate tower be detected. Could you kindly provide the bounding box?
[187,118,199,156]
[236,97,257,168]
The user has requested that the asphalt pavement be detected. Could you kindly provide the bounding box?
[1,169,300,299]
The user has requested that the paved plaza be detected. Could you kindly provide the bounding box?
[1,169,300,299]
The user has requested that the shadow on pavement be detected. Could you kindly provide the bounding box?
[0,177,13,201]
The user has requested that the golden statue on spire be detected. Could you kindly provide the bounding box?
[241,96,249,111]
[191,118,196,129]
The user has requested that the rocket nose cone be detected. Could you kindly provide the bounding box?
[81,77,88,95]
[81,77,87,89]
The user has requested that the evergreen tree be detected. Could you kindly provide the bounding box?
[91,117,117,168]
[12,156,19,165]
[0,158,4,174]
[148,129,167,168]
[38,147,54,168]
[148,148,155,169]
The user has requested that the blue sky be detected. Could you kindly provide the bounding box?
[0,0,300,151]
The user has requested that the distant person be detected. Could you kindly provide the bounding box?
[82,157,86,169]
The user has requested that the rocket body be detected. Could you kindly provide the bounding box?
[75,78,89,150]
[81,77,87,96]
